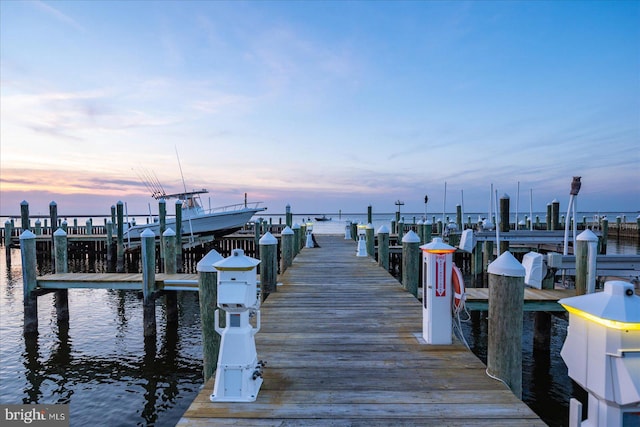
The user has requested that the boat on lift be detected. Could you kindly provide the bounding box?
[124,189,266,241]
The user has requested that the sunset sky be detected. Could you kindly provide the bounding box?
[1,1,638,216]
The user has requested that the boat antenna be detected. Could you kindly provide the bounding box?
[176,146,188,195]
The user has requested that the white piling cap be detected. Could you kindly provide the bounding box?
[197,249,224,272]
[54,228,67,236]
[366,223,374,229]
[292,223,300,229]
[214,248,260,270]
[281,226,294,235]
[259,232,278,245]
[488,251,525,277]
[402,230,420,243]
[163,227,176,237]
[377,225,390,234]
[559,281,640,323]
[19,230,36,240]
[141,228,155,238]
[576,229,598,242]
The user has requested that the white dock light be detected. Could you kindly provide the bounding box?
[305,222,314,248]
[356,223,367,257]
[560,280,640,427]
[420,238,456,344]
[210,248,265,402]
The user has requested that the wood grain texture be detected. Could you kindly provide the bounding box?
[178,235,545,426]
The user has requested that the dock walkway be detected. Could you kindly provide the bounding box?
[178,234,545,426]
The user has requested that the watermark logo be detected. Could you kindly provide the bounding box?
[1,405,68,426]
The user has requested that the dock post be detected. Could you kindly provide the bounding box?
[4,220,11,247]
[551,199,560,231]
[456,204,462,231]
[575,229,599,295]
[424,221,432,244]
[86,219,93,235]
[49,201,57,265]
[377,225,390,271]
[281,226,294,272]
[116,201,124,273]
[141,229,157,337]
[159,199,166,271]
[106,221,114,269]
[402,230,421,298]
[366,223,374,258]
[164,228,179,324]
[499,194,510,254]
[292,223,301,256]
[53,228,70,323]
[20,200,30,232]
[285,204,292,227]
[487,251,525,399]
[482,241,494,285]
[196,250,224,382]
[472,240,483,278]
[367,205,372,224]
[259,232,278,298]
[35,219,41,236]
[397,219,404,243]
[175,199,183,272]
[20,230,38,334]
[600,217,608,254]
[546,204,552,230]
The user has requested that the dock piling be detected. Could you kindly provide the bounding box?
[259,232,278,298]
[402,230,421,298]
[141,229,157,337]
[164,228,178,323]
[377,225,390,271]
[197,250,224,382]
[53,228,70,323]
[20,230,38,334]
[281,226,294,272]
[487,251,525,398]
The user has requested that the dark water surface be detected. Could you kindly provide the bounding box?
[1,217,637,426]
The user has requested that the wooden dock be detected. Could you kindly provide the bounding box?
[178,234,545,426]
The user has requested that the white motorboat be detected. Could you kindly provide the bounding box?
[124,189,266,241]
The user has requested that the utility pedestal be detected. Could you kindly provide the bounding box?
[210,249,265,402]
[356,224,367,257]
[420,238,456,344]
[560,281,640,427]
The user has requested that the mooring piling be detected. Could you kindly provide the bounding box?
[487,251,525,399]
[141,228,157,337]
[20,230,38,335]
[259,232,278,298]
[377,225,390,271]
[401,230,421,298]
[280,226,294,273]
[197,249,223,382]
[163,227,179,323]
[116,201,124,272]
[53,228,70,323]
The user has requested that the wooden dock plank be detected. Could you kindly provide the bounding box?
[178,235,545,426]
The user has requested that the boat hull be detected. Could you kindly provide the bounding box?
[124,208,263,240]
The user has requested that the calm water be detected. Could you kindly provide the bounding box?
[1,213,638,426]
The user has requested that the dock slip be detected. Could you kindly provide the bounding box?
[178,235,545,426]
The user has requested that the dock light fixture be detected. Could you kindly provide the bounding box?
[559,281,640,427]
[210,249,265,402]
[356,224,368,257]
[420,238,456,344]
[305,222,314,248]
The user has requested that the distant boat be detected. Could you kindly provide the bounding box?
[315,215,331,222]
[124,189,266,241]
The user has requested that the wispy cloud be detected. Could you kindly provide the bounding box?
[30,0,85,32]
